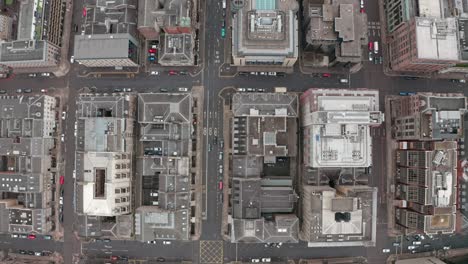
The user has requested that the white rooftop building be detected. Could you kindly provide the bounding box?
[415,17,459,62]
[300,89,383,168]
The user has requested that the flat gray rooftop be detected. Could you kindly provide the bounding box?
[0,40,45,62]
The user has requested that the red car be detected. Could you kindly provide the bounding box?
[322,73,331,78]
[218,181,223,190]
[110,256,118,261]
[82,7,87,17]
[168,70,178,75]
[28,234,36,240]
[148,48,156,53]
[59,175,64,185]
[368,41,373,51]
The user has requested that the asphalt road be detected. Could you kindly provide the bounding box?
[2,0,468,262]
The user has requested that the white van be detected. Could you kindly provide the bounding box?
[340,79,349,84]
[374,41,379,54]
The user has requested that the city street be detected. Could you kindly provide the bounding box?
[1,0,468,263]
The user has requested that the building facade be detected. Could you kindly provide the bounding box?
[0,14,12,41]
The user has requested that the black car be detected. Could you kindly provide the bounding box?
[179,71,189,75]
[19,250,27,255]
[27,251,34,255]
[113,88,122,92]
[104,238,111,242]
[24,88,32,93]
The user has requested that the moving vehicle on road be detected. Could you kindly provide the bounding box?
[373,41,379,54]
[221,27,226,38]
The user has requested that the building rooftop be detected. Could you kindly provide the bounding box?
[0,40,47,63]
[231,214,299,243]
[415,17,459,61]
[83,0,137,35]
[232,93,298,117]
[300,185,377,247]
[390,93,467,141]
[135,206,190,241]
[232,178,297,219]
[137,0,191,30]
[301,89,383,168]
[230,92,299,243]
[74,34,138,60]
[231,0,299,59]
[76,94,136,217]
[135,92,193,240]
[138,93,191,124]
[159,34,194,66]
[304,0,367,63]
[0,95,56,194]
[396,141,457,234]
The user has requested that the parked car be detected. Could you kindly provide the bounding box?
[368,41,373,51]
[41,72,50,77]
[168,70,178,75]
[123,88,132,92]
[160,88,168,92]
[178,87,188,92]
[24,88,32,93]
[150,71,159,75]
[28,234,36,240]
[322,73,331,77]
[382,248,390,253]
[61,134,64,142]
[147,240,157,244]
[251,259,260,263]
[11,234,18,238]
[16,89,22,93]
[43,235,52,240]
[261,258,271,263]
[62,111,66,120]
[41,89,47,93]
[70,56,74,63]
[340,79,349,84]
[113,88,122,92]
[368,52,373,61]
[0,90,6,94]
[19,234,28,239]
[59,175,64,185]
[408,245,416,250]
[28,73,37,77]
[35,252,42,256]
[221,27,226,38]
[163,241,171,245]
[179,71,189,75]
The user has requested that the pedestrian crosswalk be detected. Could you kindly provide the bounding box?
[368,21,381,37]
